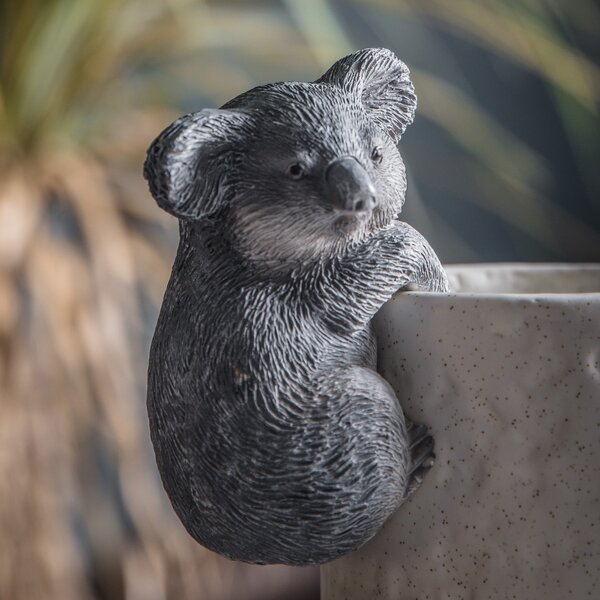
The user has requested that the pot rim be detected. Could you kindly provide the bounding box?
[398,262,600,299]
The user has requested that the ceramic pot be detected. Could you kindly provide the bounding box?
[322,263,600,600]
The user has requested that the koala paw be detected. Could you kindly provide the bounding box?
[398,281,425,292]
[404,422,435,500]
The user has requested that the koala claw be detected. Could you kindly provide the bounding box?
[399,282,425,292]
[404,422,436,499]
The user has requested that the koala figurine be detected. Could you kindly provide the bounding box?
[144,48,448,566]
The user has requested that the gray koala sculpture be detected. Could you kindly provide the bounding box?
[144,48,448,566]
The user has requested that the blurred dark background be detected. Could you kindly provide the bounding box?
[0,1,598,599]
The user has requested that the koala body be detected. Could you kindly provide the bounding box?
[144,48,448,565]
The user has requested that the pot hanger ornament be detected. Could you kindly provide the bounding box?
[144,47,448,566]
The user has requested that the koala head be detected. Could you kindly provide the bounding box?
[144,48,417,266]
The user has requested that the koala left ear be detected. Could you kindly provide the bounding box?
[317,48,417,144]
[144,109,251,221]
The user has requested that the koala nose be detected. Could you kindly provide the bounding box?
[324,156,377,213]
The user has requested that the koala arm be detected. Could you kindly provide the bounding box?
[310,221,448,334]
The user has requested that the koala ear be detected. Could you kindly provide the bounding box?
[317,48,417,143]
[144,109,251,220]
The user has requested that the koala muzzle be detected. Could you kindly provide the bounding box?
[325,156,377,213]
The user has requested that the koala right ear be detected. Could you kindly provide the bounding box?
[317,48,417,144]
[144,109,251,220]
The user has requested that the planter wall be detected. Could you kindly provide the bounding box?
[322,263,600,600]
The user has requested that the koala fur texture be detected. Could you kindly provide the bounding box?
[144,48,448,566]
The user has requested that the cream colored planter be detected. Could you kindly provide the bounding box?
[322,263,600,600]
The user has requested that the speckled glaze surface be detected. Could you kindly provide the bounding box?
[322,263,600,599]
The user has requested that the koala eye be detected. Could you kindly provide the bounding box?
[371,147,383,164]
[287,162,305,180]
